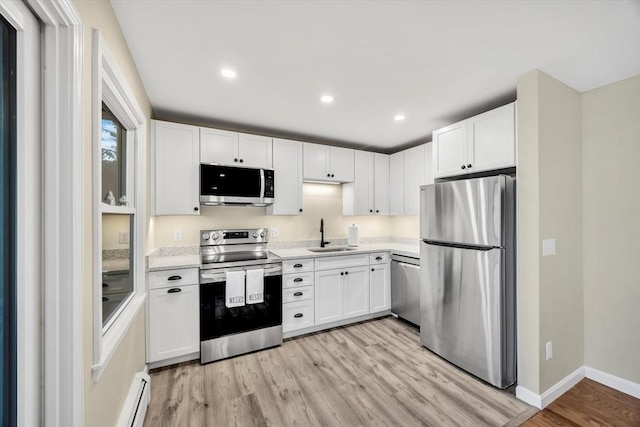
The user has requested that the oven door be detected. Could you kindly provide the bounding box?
[200,270,282,341]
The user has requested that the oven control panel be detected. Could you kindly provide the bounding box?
[200,228,268,246]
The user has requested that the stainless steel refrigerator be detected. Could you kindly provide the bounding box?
[419,175,516,389]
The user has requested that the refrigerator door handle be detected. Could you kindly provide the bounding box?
[423,239,499,251]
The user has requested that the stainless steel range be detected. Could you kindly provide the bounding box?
[199,228,282,364]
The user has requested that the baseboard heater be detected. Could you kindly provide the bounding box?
[117,370,151,427]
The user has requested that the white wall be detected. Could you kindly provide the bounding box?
[582,75,640,384]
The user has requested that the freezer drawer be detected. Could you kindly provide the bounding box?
[390,255,420,326]
[420,241,515,388]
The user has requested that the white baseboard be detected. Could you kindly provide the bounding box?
[117,368,151,427]
[516,365,640,409]
[515,385,542,408]
[585,366,640,399]
[540,366,585,408]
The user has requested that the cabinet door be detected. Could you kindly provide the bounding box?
[374,153,390,215]
[303,142,330,180]
[238,133,273,168]
[152,120,200,215]
[148,284,199,362]
[329,146,355,182]
[389,151,404,215]
[314,269,343,325]
[343,150,373,215]
[200,127,238,165]
[433,121,468,178]
[370,263,390,313]
[467,102,515,173]
[267,138,303,215]
[404,144,426,215]
[343,266,369,319]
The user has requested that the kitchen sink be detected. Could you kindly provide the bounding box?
[307,246,357,253]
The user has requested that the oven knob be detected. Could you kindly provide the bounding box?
[211,232,219,240]
[252,232,258,238]
[202,233,210,240]
[260,232,265,238]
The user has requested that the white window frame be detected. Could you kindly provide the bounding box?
[91,29,147,382]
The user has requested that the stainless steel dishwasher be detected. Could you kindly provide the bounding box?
[391,254,420,326]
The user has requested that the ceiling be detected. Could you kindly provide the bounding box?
[111,0,640,153]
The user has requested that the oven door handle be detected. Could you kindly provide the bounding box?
[200,264,282,283]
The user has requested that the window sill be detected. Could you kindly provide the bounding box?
[101,204,135,214]
[91,292,146,382]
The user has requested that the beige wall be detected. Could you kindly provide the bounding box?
[536,71,584,392]
[582,75,640,383]
[74,1,152,426]
[516,70,584,394]
[516,70,541,393]
[151,183,400,248]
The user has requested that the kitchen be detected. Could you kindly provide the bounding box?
[1,1,638,426]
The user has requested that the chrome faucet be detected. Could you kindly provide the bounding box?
[320,218,331,248]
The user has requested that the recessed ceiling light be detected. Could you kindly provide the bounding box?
[320,95,334,104]
[220,68,237,79]
[394,114,406,122]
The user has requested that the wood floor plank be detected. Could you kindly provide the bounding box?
[145,317,535,426]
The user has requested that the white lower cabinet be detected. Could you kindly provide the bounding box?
[283,300,315,332]
[314,269,344,325]
[343,266,370,319]
[148,278,199,363]
[370,261,391,314]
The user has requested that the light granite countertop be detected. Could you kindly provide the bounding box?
[145,241,420,271]
[268,242,419,260]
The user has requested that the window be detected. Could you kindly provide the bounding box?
[92,29,146,381]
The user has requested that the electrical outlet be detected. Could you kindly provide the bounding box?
[545,341,553,360]
[118,232,129,244]
[174,230,182,242]
[270,228,280,238]
[542,239,556,256]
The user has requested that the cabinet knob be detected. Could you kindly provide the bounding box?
[461,165,466,170]
[467,164,472,168]
[167,288,182,294]
[294,313,304,318]
[345,271,349,275]
[371,268,374,272]
[340,272,344,276]
[194,206,199,211]
[293,291,303,296]
[369,209,373,213]
[299,208,303,212]
[331,174,335,178]
[234,158,238,162]
[376,210,379,213]
[239,159,244,163]
[327,173,330,177]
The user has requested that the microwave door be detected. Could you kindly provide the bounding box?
[201,165,261,197]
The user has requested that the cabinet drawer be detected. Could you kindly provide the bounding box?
[369,252,389,265]
[283,285,314,303]
[283,300,314,332]
[314,253,368,271]
[282,258,314,274]
[283,272,314,288]
[148,268,199,290]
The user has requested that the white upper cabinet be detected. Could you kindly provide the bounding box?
[374,153,390,215]
[389,151,405,215]
[343,151,389,215]
[200,127,273,169]
[389,143,433,216]
[404,144,427,216]
[151,120,200,216]
[267,138,303,215]
[433,102,515,178]
[303,142,354,183]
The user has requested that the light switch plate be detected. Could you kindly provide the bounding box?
[174,230,182,242]
[270,228,280,238]
[542,239,556,256]
[545,341,553,360]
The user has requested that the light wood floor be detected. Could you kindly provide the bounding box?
[144,317,536,426]
[523,378,640,426]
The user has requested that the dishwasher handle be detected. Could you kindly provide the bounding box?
[390,254,420,266]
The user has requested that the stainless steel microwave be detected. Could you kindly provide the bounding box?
[200,164,275,207]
